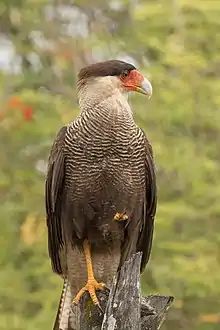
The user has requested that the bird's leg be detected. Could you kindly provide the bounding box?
[72,239,105,306]
[114,212,128,222]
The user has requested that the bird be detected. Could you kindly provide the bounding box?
[45,60,157,329]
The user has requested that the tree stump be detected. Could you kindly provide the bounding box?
[75,253,173,330]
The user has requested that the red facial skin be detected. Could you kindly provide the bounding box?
[119,69,145,92]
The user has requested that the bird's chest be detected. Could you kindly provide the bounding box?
[65,119,145,196]
[73,128,142,163]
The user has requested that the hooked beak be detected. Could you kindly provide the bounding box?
[136,77,153,99]
[122,69,153,99]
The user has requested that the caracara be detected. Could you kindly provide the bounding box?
[45,60,157,329]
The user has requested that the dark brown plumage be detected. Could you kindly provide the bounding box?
[45,60,157,329]
[78,60,136,79]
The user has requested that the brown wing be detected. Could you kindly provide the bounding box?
[45,126,67,274]
[120,131,157,272]
[137,133,157,272]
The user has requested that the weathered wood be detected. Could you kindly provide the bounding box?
[78,288,109,329]
[101,253,142,330]
[140,295,174,330]
[74,253,174,330]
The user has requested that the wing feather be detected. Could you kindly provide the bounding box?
[138,134,157,272]
[45,126,67,274]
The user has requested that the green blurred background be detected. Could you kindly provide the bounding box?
[0,0,220,329]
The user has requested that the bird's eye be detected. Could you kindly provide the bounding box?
[121,70,129,78]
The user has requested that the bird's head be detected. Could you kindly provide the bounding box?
[77,60,152,101]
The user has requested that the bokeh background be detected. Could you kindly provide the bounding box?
[1,0,220,329]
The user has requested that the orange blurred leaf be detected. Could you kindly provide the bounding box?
[8,96,23,109]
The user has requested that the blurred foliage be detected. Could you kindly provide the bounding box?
[0,0,220,329]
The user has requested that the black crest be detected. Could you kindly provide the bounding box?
[78,60,136,80]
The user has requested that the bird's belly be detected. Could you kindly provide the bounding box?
[66,152,144,207]
[79,158,143,202]
[64,151,145,241]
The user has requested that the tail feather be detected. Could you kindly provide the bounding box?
[53,279,73,330]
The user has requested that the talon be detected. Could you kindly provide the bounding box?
[114,212,128,222]
[98,303,105,314]
[73,279,105,305]
[114,212,121,221]
[122,214,128,221]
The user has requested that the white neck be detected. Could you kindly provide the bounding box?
[77,76,132,116]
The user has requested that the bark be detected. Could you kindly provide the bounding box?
[76,253,174,330]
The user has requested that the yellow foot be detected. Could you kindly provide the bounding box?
[73,279,105,306]
[114,212,128,222]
